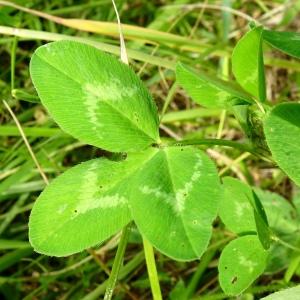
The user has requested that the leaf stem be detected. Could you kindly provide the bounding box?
[104,224,131,300]
[272,235,300,252]
[254,99,266,114]
[160,81,178,122]
[143,238,162,300]
[167,138,257,156]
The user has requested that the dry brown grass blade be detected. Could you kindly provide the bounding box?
[0,0,208,51]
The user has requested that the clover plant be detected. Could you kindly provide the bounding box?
[28,24,300,298]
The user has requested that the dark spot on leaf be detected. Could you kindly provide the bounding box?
[180,148,184,151]
[100,185,103,189]
[74,209,78,213]
[225,266,228,270]
[134,112,139,123]
[284,151,291,156]
[181,243,185,247]
[231,276,238,284]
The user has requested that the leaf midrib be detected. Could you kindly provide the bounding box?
[163,148,199,257]
[33,51,158,144]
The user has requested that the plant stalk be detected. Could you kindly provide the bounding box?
[104,4,131,299]
[167,138,256,155]
[272,235,300,252]
[104,224,131,300]
[143,238,162,300]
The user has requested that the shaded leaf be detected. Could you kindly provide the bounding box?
[249,190,271,250]
[219,235,269,295]
[220,178,271,249]
[176,62,253,109]
[220,177,297,237]
[232,26,266,102]
[264,103,300,187]
[169,280,187,300]
[30,40,159,152]
[263,30,300,59]
[252,189,299,273]
[232,105,252,138]
[265,242,291,274]
[130,146,222,261]
[254,188,298,235]
[219,177,256,234]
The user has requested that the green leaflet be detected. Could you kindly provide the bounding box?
[219,177,256,234]
[258,189,298,235]
[264,103,300,187]
[220,178,298,273]
[249,190,271,250]
[220,178,298,235]
[232,26,266,102]
[30,40,160,152]
[261,285,300,299]
[265,242,291,274]
[169,280,187,300]
[29,151,154,256]
[231,105,252,138]
[218,235,269,296]
[129,146,222,261]
[220,178,271,250]
[263,187,300,274]
[262,188,300,273]
[263,30,300,59]
[176,62,253,109]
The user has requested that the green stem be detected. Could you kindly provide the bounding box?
[272,235,300,252]
[186,248,216,298]
[104,224,131,300]
[254,99,266,114]
[160,81,178,122]
[82,252,145,300]
[167,138,256,155]
[10,36,18,92]
[143,238,162,300]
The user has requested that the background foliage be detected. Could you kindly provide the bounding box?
[1,0,300,299]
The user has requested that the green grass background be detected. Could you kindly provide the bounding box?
[1,0,300,299]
